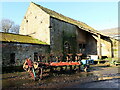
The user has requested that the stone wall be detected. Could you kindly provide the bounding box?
[50,17,100,58]
[111,39,120,59]
[100,38,112,57]
[76,28,112,58]
[76,28,87,44]
[19,2,113,59]
[2,42,50,66]
[50,17,77,56]
[20,3,50,44]
[85,33,97,55]
[91,35,113,58]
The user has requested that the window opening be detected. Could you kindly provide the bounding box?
[10,53,15,64]
[34,52,38,61]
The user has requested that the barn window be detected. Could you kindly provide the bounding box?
[26,20,28,23]
[49,25,52,29]
[35,16,37,19]
[34,52,38,61]
[10,53,15,64]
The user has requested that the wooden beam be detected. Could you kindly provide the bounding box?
[98,34,102,59]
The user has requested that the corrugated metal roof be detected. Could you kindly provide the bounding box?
[0,32,48,45]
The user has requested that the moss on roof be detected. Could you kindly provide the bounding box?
[0,32,48,45]
[32,2,100,35]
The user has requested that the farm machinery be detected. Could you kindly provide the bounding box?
[23,54,93,80]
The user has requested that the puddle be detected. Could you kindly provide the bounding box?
[98,76,120,80]
[93,72,120,81]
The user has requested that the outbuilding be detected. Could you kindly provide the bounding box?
[0,32,50,66]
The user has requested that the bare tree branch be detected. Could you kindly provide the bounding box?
[0,19,14,32]
[11,25,20,34]
[0,19,19,34]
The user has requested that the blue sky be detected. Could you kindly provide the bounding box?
[1,2,118,30]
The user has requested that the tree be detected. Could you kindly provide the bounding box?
[0,19,19,34]
[0,19,14,32]
[11,25,20,34]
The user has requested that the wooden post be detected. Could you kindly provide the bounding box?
[98,34,102,59]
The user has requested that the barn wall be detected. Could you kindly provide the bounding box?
[20,3,50,44]
[85,34,97,55]
[76,28,112,58]
[112,39,119,59]
[76,28,87,44]
[2,42,50,66]
[100,38,112,57]
[90,35,112,58]
[19,2,114,61]
[50,17,77,56]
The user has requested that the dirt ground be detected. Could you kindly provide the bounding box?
[67,65,120,88]
[1,64,120,89]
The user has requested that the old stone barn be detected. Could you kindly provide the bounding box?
[1,32,49,66]
[20,2,113,58]
[1,2,115,66]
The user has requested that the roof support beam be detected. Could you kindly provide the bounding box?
[98,34,102,59]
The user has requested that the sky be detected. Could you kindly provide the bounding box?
[1,1,118,30]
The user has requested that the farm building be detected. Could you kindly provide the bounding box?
[20,2,113,59]
[0,32,50,66]
[1,2,115,66]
